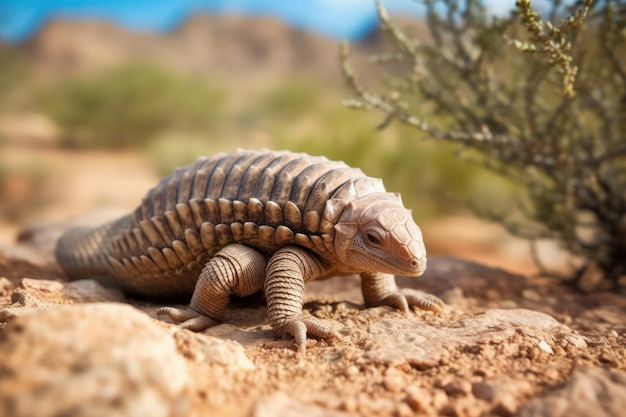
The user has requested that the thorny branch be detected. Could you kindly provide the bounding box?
[341,0,626,291]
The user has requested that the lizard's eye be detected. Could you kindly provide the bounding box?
[365,232,382,245]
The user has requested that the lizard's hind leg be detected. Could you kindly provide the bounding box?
[157,244,267,331]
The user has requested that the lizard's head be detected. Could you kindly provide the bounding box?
[333,193,427,276]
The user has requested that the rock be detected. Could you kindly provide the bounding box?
[471,379,532,403]
[405,386,432,412]
[492,393,518,416]
[397,257,531,299]
[443,379,472,396]
[0,303,189,417]
[363,309,576,368]
[252,392,351,417]
[0,250,61,284]
[382,374,404,393]
[519,368,626,417]
[0,278,125,321]
[0,276,14,297]
[15,208,126,261]
[171,327,254,370]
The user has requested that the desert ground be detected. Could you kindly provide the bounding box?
[0,141,624,417]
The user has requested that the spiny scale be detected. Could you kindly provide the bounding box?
[55,150,388,297]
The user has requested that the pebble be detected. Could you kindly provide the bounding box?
[343,365,359,378]
[444,379,472,396]
[383,375,404,393]
[537,340,554,355]
[405,386,431,412]
[492,393,518,416]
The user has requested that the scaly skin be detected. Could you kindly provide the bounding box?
[55,149,444,353]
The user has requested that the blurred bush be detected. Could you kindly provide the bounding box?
[0,47,32,111]
[0,51,510,226]
[271,91,511,218]
[0,159,52,221]
[37,63,225,149]
[234,78,323,129]
[341,1,626,290]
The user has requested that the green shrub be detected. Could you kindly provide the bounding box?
[342,1,626,290]
[274,103,508,218]
[0,159,52,221]
[38,64,225,149]
[0,47,32,111]
[235,79,323,129]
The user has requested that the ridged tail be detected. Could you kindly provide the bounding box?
[55,216,129,280]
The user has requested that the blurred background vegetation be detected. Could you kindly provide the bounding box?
[0,42,504,221]
[342,1,626,290]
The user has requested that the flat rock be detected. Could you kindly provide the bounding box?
[253,392,352,417]
[398,256,531,298]
[14,208,126,263]
[0,303,189,417]
[519,368,626,417]
[363,309,581,368]
[0,278,125,321]
[171,327,255,370]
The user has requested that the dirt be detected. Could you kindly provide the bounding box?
[1,238,625,417]
[0,147,624,417]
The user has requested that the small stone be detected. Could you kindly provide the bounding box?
[383,375,404,393]
[432,389,449,410]
[444,379,472,396]
[522,289,540,301]
[0,277,14,297]
[472,379,532,405]
[396,402,414,417]
[537,340,554,355]
[343,365,359,378]
[440,404,457,416]
[544,367,560,382]
[339,397,358,413]
[472,382,495,401]
[493,393,517,416]
[405,386,431,412]
[561,333,587,349]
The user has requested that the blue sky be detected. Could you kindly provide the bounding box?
[0,1,525,44]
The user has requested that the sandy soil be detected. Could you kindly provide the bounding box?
[0,143,624,417]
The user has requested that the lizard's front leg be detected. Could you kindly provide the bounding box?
[265,246,339,354]
[158,244,266,330]
[361,272,444,314]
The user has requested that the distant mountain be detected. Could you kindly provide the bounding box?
[0,0,426,44]
[15,12,428,82]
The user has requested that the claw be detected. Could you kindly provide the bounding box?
[157,306,219,331]
[375,291,445,315]
[380,293,410,315]
[291,321,308,355]
[157,306,198,321]
[405,293,445,314]
[283,317,340,356]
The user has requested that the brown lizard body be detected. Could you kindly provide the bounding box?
[55,149,442,352]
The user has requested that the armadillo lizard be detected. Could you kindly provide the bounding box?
[55,149,442,352]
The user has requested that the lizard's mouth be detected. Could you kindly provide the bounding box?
[345,249,427,276]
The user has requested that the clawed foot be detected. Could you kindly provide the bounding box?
[156,306,219,331]
[378,291,445,315]
[279,316,342,355]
